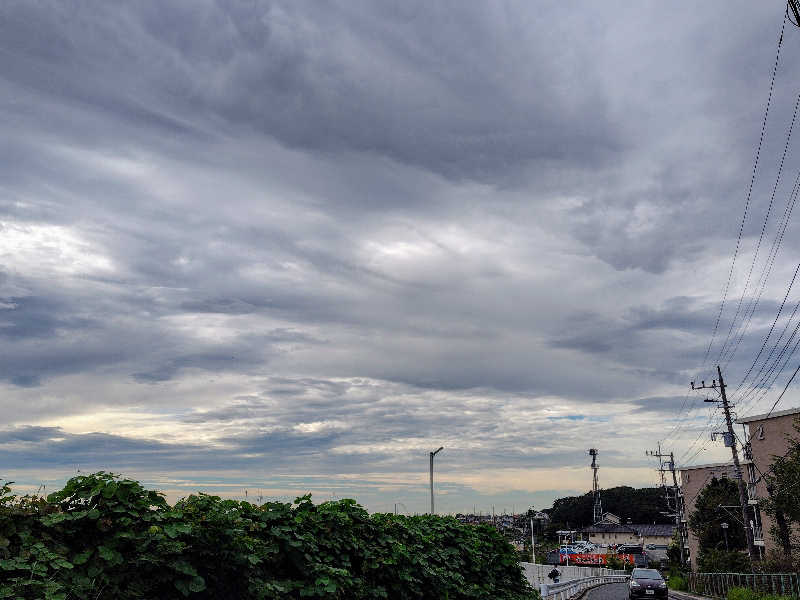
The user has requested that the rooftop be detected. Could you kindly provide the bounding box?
[580,522,637,534]
[677,461,734,472]
[736,406,800,424]
[580,522,676,537]
[634,524,675,537]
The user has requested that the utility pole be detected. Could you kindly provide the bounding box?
[691,366,756,564]
[646,445,686,567]
[430,446,443,514]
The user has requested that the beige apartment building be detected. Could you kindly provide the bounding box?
[679,405,800,570]
[737,405,800,558]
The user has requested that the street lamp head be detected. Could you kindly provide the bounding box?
[721,522,729,529]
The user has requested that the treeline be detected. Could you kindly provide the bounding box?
[0,472,538,600]
[545,486,672,530]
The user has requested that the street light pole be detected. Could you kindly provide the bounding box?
[721,522,729,552]
[430,446,444,514]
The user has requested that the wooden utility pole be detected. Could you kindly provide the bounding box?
[691,367,756,565]
[667,452,687,568]
[717,366,756,563]
[647,446,686,567]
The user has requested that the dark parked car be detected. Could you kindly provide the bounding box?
[628,568,667,600]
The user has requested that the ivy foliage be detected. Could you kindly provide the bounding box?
[0,473,538,600]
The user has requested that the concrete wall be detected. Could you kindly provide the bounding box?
[520,563,626,587]
[641,534,673,547]
[587,531,639,546]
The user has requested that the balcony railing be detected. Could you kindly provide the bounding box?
[752,525,764,544]
[747,482,759,503]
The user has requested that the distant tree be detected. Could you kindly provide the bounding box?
[689,476,747,571]
[545,486,672,531]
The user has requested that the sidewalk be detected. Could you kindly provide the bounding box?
[670,590,713,600]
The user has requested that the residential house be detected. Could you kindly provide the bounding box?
[579,513,675,548]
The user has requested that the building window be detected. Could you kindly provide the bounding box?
[757,425,765,440]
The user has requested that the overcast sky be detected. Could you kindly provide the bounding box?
[3,0,800,514]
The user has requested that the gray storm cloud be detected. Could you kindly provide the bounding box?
[1,0,800,511]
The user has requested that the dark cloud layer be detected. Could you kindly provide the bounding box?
[2,0,800,510]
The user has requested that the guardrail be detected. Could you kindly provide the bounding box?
[539,575,629,600]
[689,572,800,599]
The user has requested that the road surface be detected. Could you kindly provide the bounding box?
[585,583,629,600]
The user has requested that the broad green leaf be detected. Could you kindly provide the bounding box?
[72,550,92,565]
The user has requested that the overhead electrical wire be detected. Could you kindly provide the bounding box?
[707,12,788,367]
[732,261,800,392]
[736,275,800,409]
[732,171,800,393]
[720,95,800,370]
[741,327,800,416]
[672,10,790,464]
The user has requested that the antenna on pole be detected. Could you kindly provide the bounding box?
[588,449,602,524]
[789,0,800,28]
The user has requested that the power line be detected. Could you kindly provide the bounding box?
[719,87,800,367]
[703,11,788,367]
[737,310,800,414]
[723,167,800,372]
[756,359,800,426]
[732,261,800,392]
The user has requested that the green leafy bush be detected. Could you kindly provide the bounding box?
[728,587,759,600]
[697,549,752,573]
[0,473,539,599]
[728,587,794,600]
[667,574,687,591]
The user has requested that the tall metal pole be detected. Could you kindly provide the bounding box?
[717,366,756,563]
[430,452,434,514]
[589,449,602,523]
[430,446,443,515]
[668,452,687,568]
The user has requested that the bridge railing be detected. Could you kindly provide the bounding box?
[539,575,629,600]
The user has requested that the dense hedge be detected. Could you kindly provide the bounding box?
[0,473,538,600]
[728,587,795,600]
